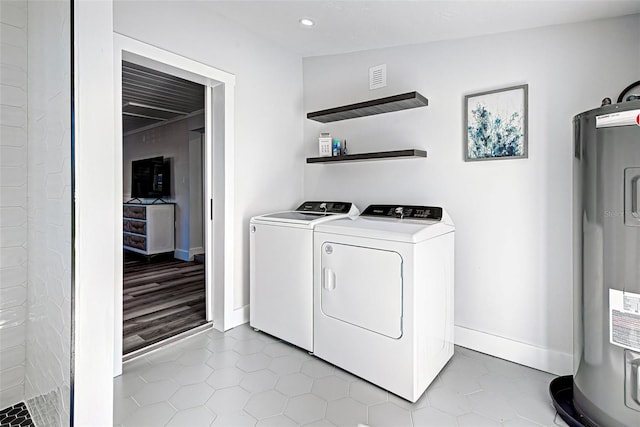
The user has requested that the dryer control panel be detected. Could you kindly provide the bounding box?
[361,205,443,220]
[296,201,354,214]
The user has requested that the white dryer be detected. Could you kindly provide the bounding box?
[250,201,359,352]
[313,204,454,402]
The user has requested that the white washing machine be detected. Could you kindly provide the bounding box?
[313,204,455,402]
[250,201,359,352]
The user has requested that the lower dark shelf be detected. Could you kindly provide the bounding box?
[307,149,427,164]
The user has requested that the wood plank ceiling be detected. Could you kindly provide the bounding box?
[122,61,205,133]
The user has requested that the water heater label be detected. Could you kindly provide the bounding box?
[596,109,640,128]
[610,289,640,352]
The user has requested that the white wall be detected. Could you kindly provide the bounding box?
[114,0,304,310]
[303,15,640,374]
[74,0,115,424]
[0,0,28,410]
[188,130,204,256]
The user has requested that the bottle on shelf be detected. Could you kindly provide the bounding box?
[332,139,342,156]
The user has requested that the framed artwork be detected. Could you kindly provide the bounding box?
[464,84,528,161]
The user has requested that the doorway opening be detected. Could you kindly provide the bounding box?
[120,61,207,356]
[113,34,237,377]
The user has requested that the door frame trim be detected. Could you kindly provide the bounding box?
[113,33,236,376]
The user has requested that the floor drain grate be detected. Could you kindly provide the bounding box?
[0,402,35,427]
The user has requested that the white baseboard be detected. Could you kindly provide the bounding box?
[190,247,204,259]
[230,304,249,327]
[454,325,572,375]
[212,310,573,374]
[174,249,190,261]
[220,305,249,331]
[174,247,204,261]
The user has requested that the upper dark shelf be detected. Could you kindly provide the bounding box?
[306,91,428,123]
[307,149,427,164]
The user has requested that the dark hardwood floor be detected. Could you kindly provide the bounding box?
[123,253,206,355]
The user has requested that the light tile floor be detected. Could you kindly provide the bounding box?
[114,324,569,427]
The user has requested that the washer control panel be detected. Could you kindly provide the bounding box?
[295,201,354,214]
[361,205,443,221]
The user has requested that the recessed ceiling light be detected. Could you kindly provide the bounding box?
[300,18,314,27]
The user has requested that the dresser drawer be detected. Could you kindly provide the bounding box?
[122,203,174,255]
[123,205,146,220]
[123,219,146,235]
[124,233,146,250]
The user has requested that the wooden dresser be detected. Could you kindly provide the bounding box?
[123,203,175,255]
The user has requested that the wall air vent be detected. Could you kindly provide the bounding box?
[369,64,387,90]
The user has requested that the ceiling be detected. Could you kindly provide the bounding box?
[122,61,204,133]
[205,0,640,57]
[121,1,640,132]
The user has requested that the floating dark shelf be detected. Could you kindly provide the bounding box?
[307,92,428,123]
[307,149,427,164]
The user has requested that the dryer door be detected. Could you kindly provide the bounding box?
[320,242,403,338]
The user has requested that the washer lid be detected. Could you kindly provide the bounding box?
[251,201,359,227]
[314,215,454,243]
[256,211,342,224]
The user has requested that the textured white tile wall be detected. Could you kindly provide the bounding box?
[23,0,72,425]
[0,0,72,420]
[0,0,28,411]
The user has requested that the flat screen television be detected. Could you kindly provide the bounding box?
[131,156,170,199]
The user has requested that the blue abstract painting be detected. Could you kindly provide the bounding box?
[465,85,528,161]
